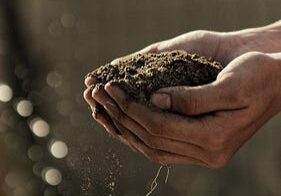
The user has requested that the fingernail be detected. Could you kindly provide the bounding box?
[85,74,97,87]
[90,85,95,91]
[104,83,115,92]
[151,93,171,109]
[92,84,103,97]
[92,87,98,96]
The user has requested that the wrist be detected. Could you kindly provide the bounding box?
[227,21,281,56]
[267,53,281,111]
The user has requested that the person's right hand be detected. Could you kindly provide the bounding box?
[101,51,281,167]
[83,29,274,152]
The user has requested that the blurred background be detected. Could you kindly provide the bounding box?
[0,0,281,195]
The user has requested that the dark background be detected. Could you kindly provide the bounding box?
[0,0,281,195]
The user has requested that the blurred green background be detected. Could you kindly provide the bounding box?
[0,0,281,195]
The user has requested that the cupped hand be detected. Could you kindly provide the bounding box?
[84,30,281,167]
[84,30,239,140]
[101,52,280,168]
[84,30,234,152]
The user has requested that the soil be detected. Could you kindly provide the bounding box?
[86,50,224,105]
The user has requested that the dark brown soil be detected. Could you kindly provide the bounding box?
[86,50,223,105]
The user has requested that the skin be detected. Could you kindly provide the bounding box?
[84,21,281,168]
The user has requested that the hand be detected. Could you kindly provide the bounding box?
[84,30,237,153]
[101,52,281,168]
[84,30,241,134]
[83,29,281,166]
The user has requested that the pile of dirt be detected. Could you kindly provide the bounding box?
[86,50,223,105]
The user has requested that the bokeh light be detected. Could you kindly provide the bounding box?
[16,99,33,117]
[5,172,19,188]
[0,84,13,102]
[4,171,28,188]
[61,14,75,28]
[14,187,28,196]
[42,168,62,186]
[50,140,68,159]
[29,117,50,138]
[48,21,63,37]
[27,145,44,161]
[32,162,46,177]
[46,71,62,88]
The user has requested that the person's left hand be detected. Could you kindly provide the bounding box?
[93,51,281,168]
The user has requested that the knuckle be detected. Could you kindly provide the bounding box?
[190,30,209,37]
[209,152,229,169]
[153,42,164,53]
[189,30,217,41]
[243,51,267,60]
[83,89,89,99]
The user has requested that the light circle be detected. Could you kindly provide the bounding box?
[30,118,50,137]
[42,168,62,186]
[50,140,68,159]
[16,100,33,117]
[0,84,13,102]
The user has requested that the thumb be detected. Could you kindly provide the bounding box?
[150,82,232,115]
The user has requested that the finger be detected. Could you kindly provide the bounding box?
[104,83,213,146]
[112,120,139,152]
[104,100,208,163]
[137,43,160,54]
[115,122,207,166]
[92,105,121,136]
[84,74,97,87]
[92,84,116,109]
[91,84,131,136]
[150,80,247,115]
[83,87,97,109]
[93,107,138,152]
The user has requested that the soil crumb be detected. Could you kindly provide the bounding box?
[86,50,223,105]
